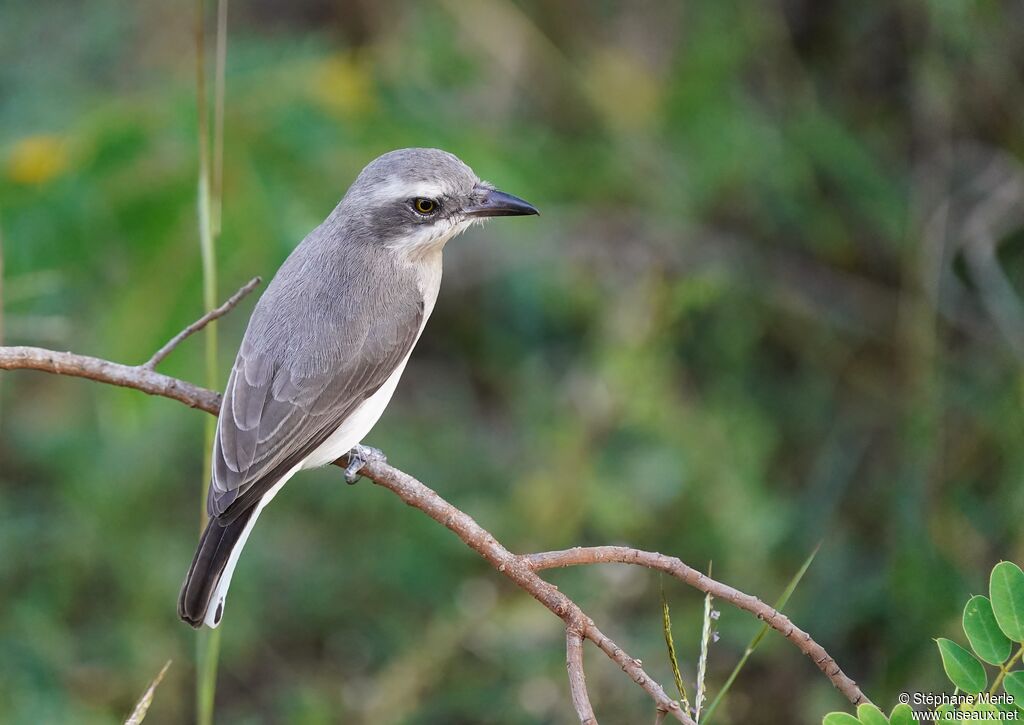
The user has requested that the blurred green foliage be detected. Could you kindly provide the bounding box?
[2,1,1024,723]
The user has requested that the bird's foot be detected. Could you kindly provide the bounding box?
[345,444,387,484]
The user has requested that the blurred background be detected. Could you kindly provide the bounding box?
[2,1,1024,723]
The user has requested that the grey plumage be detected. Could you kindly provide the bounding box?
[210,228,425,520]
[179,148,537,628]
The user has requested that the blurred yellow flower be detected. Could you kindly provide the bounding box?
[308,53,376,118]
[6,134,70,185]
[583,49,662,133]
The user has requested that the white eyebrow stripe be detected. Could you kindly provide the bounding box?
[364,178,448,204]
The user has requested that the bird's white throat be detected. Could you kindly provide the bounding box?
[388,216,477,258]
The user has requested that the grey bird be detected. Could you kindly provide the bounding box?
[178,148,537,628]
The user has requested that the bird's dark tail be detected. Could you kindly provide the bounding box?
[178,506,257,629]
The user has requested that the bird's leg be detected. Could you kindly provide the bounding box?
[344,444,387,484]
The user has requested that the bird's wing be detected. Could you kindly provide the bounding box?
[208,283,424,523]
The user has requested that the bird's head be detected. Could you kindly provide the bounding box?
[341,148,538,255]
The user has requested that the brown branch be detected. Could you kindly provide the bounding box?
[0,343,691,722]
[566,625,598,725]
[0,280,262,412]
[0,346,221,413]
[334,454,693,723]
[143,276,260,370]
[527,547,867,706]
[0,310,868,718]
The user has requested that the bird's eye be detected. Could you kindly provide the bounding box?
[412,198,438,215]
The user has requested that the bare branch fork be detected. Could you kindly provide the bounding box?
[143,276,261,370]
[0,276,262,415]
[0,279,867,723]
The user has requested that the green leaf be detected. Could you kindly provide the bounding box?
[964,595,1013,664]
[1004,671,1024,704]
[935,703,956,721]
[857,703,889,725]
[888,703,914,725]
[936,638,988,693]
[822,713,861,725]
[990,562,1024,642]
[995,700,1020,716]
[963,701,998,715]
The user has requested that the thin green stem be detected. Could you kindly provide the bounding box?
[0,218,4,428]
[195,172,221,725]
[0,218,5,349]
[212,0,228,236]
[194,1,224,723]
[198,168,218,513]
[990,644,1024,695]
[197,628,221,724]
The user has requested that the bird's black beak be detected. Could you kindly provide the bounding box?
[464,188,539,218]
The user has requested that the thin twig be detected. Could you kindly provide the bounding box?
[142,276,260,370]
[526,547,867,706]
[566,624,598,724]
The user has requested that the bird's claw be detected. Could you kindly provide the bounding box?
[345,444,386,484]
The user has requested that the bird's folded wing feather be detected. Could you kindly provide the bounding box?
[207,282,424,523]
